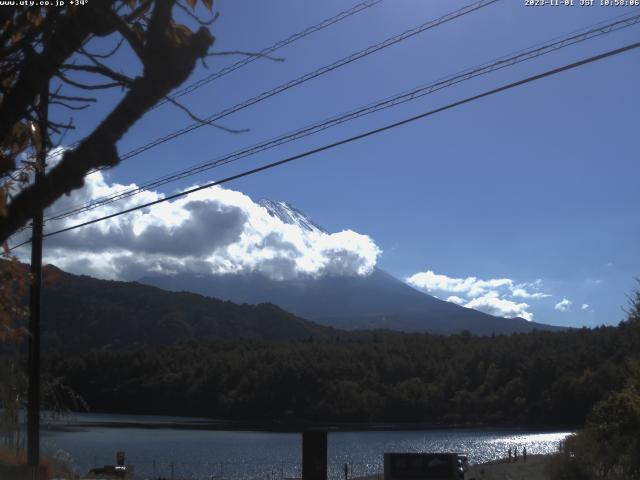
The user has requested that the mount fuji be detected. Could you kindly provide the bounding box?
[141,200,564,335]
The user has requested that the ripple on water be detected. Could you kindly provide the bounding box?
[42,418,573,480]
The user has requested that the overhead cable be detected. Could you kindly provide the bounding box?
[44,10,640,223]
[9,39,639,251]
[155,0,385,108]
[1,0,385,183]
[95,0,499,168]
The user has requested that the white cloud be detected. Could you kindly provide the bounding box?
[511,283,551,299]
[465,292,533,321]
[406,271,550,300]
[406,270,547,321]
[555,298,573,312]
[9,168,381,281]
[406,270,513,297]
[446,296,466,305]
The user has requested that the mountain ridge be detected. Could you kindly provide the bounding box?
[258,199,325,233]
[139,199,565,335]
[33,264,340,352]
[141,269,564,335]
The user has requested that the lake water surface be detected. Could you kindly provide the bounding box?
[41,413,572,479]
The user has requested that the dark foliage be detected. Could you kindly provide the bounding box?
[0,0,215,244]
[548,290,640,479]
[38,265,339,351]
[47,324,635,427]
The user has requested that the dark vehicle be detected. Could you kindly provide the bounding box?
[384,453,467,480]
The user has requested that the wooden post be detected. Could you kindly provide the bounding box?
[302,431,327,480]
[27,81,48,470]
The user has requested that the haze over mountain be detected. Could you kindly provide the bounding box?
[141,200,565,335]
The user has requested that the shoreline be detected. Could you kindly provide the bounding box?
[43,412,578,433]
[353,454,556,480]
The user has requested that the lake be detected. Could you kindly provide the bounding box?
[41,413,573,479]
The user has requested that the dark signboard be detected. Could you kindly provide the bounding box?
[384,453,464,480]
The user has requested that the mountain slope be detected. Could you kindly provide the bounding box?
[258,199,325,233]
[141,269,562,335]
[252,199,564,335]
[139,199,564,335]
[38,265,338,352]
[138,199,565,335]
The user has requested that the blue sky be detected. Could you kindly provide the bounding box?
[32,0,640,328]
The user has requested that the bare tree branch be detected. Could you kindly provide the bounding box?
[55,71,126,91]
[110,12,145,59]
[50,94,97,103]
[0,2,117,137]
[49,119,74,129]
[124,0,153,22]
[206,50,285,62]
[0,8,46,57]
[176,1,218,26]
[48,101,91,111]
[79,46,119,72]
[52,120,72,148]
[80,37,125,59]
[0,1,214,243]
[61,64,134,87]
[163,95,249,134]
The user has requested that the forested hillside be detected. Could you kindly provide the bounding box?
[38,265,338,351]
[48,318,639,427]
[142,268,565,335]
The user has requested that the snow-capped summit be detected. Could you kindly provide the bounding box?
[141,198,564,336]
[258,199,326,234]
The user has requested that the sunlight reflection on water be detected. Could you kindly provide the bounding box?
[327,430,571,480]
[42,417,573,480]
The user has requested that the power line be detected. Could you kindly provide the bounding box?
[9,0,502,239]
[42,11,640,223]
[155,0,385,108]
[20,0,498,224]
[10,39,639,250]
[94,0,499,169]
[0,0,385,184]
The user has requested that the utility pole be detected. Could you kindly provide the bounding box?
[27,81,48,472]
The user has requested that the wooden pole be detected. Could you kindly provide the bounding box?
[302,431,327,480]
[27,81,48,470]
